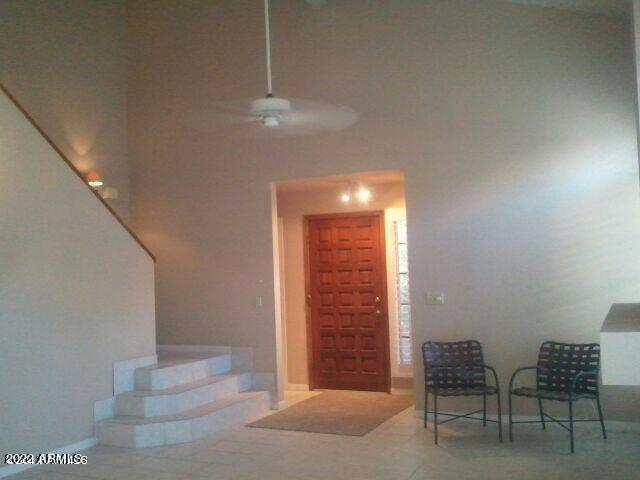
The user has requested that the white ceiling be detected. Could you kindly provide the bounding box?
[501,0,630,17]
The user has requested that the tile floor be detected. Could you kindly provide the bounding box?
[10,391,640,480]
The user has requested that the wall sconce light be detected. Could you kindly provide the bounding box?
[84,171,119,201]
[85,171,103,190]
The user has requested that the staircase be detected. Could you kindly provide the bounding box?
[96,352,271,448]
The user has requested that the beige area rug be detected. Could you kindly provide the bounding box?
[248,390,414,436]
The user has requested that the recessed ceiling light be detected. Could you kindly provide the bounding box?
[356,186,371,203]
[340,192,351,203]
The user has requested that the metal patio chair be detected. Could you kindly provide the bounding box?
[422,340,503,444]
[508,341,607,453]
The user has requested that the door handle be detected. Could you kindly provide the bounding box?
[374,296,382,304]
[375,309,382,317]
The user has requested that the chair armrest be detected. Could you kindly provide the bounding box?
[569,370,599,397]
[508,366,540,392]
[479,364,501,390]
[428,364,500,391]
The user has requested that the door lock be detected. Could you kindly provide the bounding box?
[374,296,382,304]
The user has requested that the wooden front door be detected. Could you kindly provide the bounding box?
[305,212,390,392]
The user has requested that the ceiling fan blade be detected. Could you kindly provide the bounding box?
[174,97,259,130]
[169,96,357,138]
[178,109,256,131]
[205,98,256,117]
[275,99,358,136]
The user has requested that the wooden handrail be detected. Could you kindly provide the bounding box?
[0,82,156,262]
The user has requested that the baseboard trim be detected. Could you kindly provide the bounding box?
[272,399,288,410]
[285,383,310,391]
[391,388,413,395]
[0,437,97,478]
[157,344,231,354]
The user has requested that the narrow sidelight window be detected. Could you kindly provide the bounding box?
[395,219,412,365]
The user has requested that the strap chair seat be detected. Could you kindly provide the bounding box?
[511,386,596,402]
[432,386,498,397]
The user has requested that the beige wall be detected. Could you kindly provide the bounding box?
[634,0,640,177]
[128,0,640,419]
[0,90,156,457]
[0,0,131,220]
[277,182,406,386]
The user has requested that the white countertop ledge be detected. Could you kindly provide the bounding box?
[601,303,640,333]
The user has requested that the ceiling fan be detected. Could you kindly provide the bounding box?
[195,0,357,137]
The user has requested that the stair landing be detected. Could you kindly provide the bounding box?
[97,352,271,448]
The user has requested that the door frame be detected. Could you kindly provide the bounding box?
[303,210,391,392]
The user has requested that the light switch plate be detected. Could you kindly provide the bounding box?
[425,292,445,305]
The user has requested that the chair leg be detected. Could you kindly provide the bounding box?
[496,391,503,443]
[538,397,546,430]
[483,393,487,426]
[508,390,513,442]
[596,397,607,440]
[433,393,439,445]
[569,398,575,454]
[424,390,428,429]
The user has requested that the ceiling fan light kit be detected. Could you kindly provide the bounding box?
[250,96,292,127]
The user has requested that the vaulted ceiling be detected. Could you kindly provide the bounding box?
[304,0,630,18]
